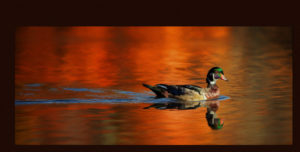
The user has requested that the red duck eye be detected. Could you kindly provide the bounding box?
[216,73,222,79]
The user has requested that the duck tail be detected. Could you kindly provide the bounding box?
[142,83,153,89]
[142,83,165,98]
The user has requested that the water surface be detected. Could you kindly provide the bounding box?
[15,26,292,145]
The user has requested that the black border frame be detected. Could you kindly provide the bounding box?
[3,1,299,152]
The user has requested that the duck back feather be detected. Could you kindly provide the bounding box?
[143,83,203,99]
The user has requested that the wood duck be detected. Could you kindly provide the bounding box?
[142,67,228,101]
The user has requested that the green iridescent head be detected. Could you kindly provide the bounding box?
[211,118,224,130]
[206,67,228,84]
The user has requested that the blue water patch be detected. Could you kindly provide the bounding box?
[15,87,230,105]
[15,99,83,105]
[63,88,103,93]
[207,95,230,101]
[15,98,136,105]
[114,90,147,96]
[24,88,40,91]
[15,95,230,105]
[114,90,167,103]
[24,83,42,87]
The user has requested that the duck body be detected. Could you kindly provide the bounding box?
[143,83,220,101]
[142,67,228,101]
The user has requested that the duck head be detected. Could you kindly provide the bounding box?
[206,67,228,86]
[206,102,224,130]
[210,118,224,130]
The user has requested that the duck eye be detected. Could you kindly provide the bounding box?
[214,73,220,79]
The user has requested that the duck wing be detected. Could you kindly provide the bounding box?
[178,85,202,94]
[156,84,202,96]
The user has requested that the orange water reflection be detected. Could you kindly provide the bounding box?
[15,26,230,94]
[15,27,231,145]
[15,103,214,145]
[15,27,292,145]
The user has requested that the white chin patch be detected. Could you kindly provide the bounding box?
[210,81,216,85]
[210,74,217,84]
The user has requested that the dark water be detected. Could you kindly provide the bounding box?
[15,27,292,145]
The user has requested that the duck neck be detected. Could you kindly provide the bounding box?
[207,83,218,90]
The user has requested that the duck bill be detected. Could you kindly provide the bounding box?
[221,74,228,81]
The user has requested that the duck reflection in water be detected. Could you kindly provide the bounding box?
[206,101,224,130]
[144,100,224,130]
